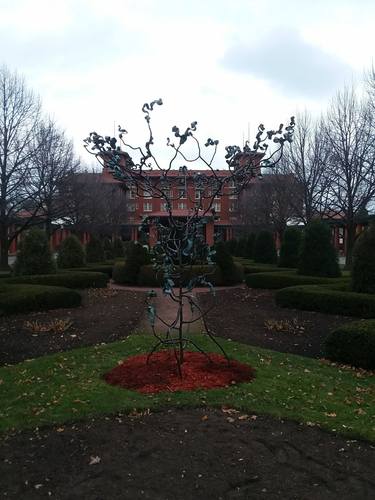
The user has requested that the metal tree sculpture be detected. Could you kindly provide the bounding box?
[84,100,294,376]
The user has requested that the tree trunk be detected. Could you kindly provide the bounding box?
[345,223,357,269]
[0,222,9,270]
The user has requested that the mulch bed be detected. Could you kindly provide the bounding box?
[104,350,255,393]
[0,288,146,366]
[199,287,355,358]
[1,407,375,499]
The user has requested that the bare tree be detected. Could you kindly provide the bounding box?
[62,170,128,237]
[324,87,375,266]
[283,111,332,224]
[28,119,80,238]
[0,66,42,269]
[239,172,299,237]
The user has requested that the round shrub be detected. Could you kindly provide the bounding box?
[57,235,85,269]
[0,284,81,316]
[279,227,301,268]
[85,236,105,263]
[324,320,375,370]
[351,223,375,294]
[14,228,56,276]
[253,231,277,264]
[298,221,340,277]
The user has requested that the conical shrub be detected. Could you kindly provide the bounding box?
[14,228,56,275]
[351,223,375,293]
[253,231,277,264]
[298,220,340,277]
[279,227,302,268]
[85,236,105,263]
[57,235,86,269]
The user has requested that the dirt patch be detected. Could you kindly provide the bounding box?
[199,288,355,358]
[104,350,255,393]
[1,407,374,499]
[0,288,146,366]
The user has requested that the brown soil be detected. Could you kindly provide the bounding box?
[199,287,355,358]
[1,407,375,499]
[0,288,146,366]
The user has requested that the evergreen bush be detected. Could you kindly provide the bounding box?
[236,237,248,258]
[324,320,375,370]
[279,227,302,268]
[57,235,85,269]
[14,228,56,276]
[244,233,256,260]
[245,271,347,290]
[351,223,375,294]
[253,231,277,264]
[0,284,81,315]
[85,236,105,263]
[103,238,115,260]
[214,241,243,285]
[224,239,237,256]
[113,242,149,285]
[298,221,341,277]
[5,271,108,289]
[113,238,124,258]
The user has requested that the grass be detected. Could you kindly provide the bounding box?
[0,335,374,441]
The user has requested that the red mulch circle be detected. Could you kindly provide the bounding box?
[103,350,255,394]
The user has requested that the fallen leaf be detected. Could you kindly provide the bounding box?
[89,456,101,465]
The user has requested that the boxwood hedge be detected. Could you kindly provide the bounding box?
[245,272,347,290]
[242,264,294,275]
[275,285,375,318]
[61,264,114,278]
[324,320,375,370]
[0,284,81,316]
[3,272,108,289]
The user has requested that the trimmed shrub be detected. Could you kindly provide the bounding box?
[112,242,149,285]
[14,228,56,276]
[4,271,108,289]
[279,227,302,268]
[103,238,115,260]
[113,238,124,258]
[61,265,114,278]
[136,264,228,287]
[324,320,375,370]
[214,241,243,285]
[351,223,375,294]
[57,235,85,269]
[253,231,277,264]
[275,285,375,318]
[236,237,248,258]
[246,272,347,290]
[0,284,81,316]
[225,239,237,256]
[86,236,105,263]
[242,264,292,274]
[244,233,256,260]
[298,221,341,277]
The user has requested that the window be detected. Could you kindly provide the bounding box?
[212,202,221,212]
[128,189,137,199]
[143,189,152,198]
[143,202,152,212]
[127,203,136,212]
[160,202,169,212]
[177,202,187,210]
[178,188,187,199]
[339,227,345,245]
[229,202,237,212]
[195,188,203,200]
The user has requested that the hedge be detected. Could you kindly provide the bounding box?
[0,284,81,316]
[245,272,347,290]
[113,263,243,287]
[3,272,108,289]
[275,285,375,318]
[61,264,114,278]
[324,320,375,370]
[242,264,295,275]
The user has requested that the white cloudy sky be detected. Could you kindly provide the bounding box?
[1,0,374,168]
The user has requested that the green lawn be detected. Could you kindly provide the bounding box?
[0,335,374,441]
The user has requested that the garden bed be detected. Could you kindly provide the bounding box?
[1,407,375,499]
[0,288,146,366]
[199,287,355,358]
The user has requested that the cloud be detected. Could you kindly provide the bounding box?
[221,27,353,98]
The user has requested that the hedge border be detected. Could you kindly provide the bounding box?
[3,272,108,289]
[245,271,347,290]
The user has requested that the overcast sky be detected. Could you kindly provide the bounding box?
[1,0,374,168]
